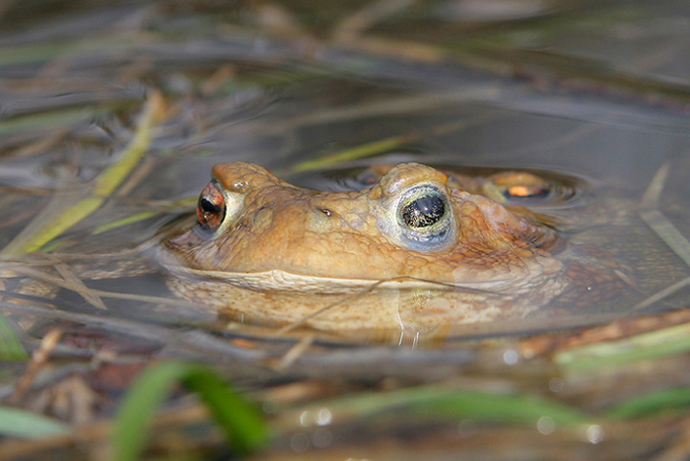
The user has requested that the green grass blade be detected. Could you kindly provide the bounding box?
[113,362,183,461]
[11,196,105,256]
[283,384,592,431]
[0,313,29,361]
[556,323,690,372]
[607,388,690,420]
[92,211,160,235]
[290,118,481,172]
[413,391,592,428]
[291,135,409,172]
[1,92,165,258]
[112,361,267,461]
[0,406,69,438]
[92,198,195,235]
[0,43,70,66]
[91,93,161,198]
[183,368,268,453]
[0,108,96,135]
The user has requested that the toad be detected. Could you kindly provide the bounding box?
[160,162,578,335]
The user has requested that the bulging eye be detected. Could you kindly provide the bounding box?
[483,172,555,204]
[197,181,226,231]
[401,194,446,228]
[397,185,453,246]
[503,183,550,200]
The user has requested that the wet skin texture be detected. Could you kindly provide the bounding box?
[160,162,621,336]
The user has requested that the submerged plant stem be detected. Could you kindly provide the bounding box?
[290,117,488,172]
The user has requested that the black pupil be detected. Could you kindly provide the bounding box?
[200,197,222,215]
[401,195,445,228]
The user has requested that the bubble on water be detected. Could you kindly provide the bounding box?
[458,419,478,438]
[549,377,564,393]
[503,349,519,365]
[299,411,310,427]
[586,425,604,444]
[537,416,555,435]
[315,408,332,426]
[291,433,310,453]
[262,400,279,414]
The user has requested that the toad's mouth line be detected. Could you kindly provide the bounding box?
[163,266,517,296]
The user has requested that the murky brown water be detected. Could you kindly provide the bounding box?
[3,1,690,460]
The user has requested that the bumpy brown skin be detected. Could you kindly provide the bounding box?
[161,162,569,336]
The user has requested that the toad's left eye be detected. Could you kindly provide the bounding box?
[397,185,453,247]
[503,183,550,200]
[401,193,446,228]
[483,172,554,204]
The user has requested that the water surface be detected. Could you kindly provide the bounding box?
[2,1,690,459]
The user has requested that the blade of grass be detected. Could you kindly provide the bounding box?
[555,322,690,372]
[91,198,195,235]
[0,42,71,67]
[412,391,591,428]
[291,135,411,172]
[183,368,268,451]
[0,34,155,67]
[112,361,267,461]
[0,406,69,439]
[0,108,96,136]
[92,211,160,235]
[290,117,487,172]
[608,388,690,420]
[277,383,592,432]
[639,162,690,269]
[0,313,29,361]
[1,91,167,258]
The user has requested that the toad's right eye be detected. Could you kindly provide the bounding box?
[197,181,226,231]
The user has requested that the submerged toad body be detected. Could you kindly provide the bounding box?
[161,161,586,335]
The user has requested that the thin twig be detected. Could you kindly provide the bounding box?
[7,328,62,405]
